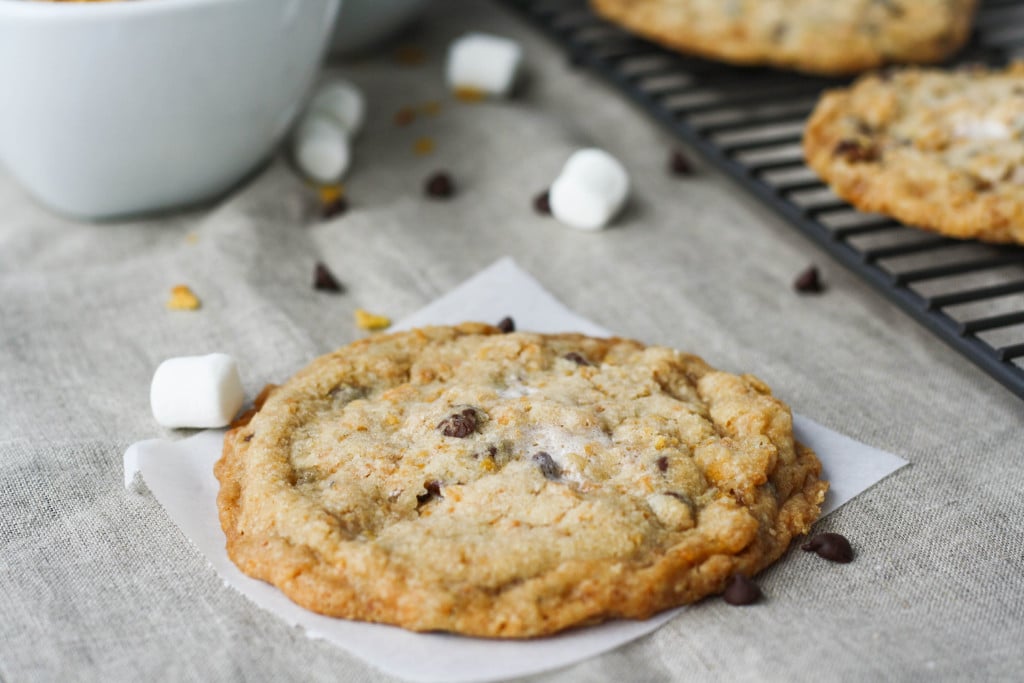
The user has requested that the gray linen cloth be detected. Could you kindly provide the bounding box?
[2,1,1022,681]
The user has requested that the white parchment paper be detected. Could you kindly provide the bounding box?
[125,257,907,683]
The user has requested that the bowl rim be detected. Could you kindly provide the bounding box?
[0,0,250,20]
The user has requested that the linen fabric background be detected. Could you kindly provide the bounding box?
[1,1,1022,681]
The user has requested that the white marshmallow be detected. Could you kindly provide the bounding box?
[150,353,245,429]
[446,32,522,97]
[549,148,630,231]
[123,441,145,492]
[292,112,351,184]
[308,79,365,137]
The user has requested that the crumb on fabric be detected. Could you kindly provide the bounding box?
[355,308,391,331]
[167,285,201,311]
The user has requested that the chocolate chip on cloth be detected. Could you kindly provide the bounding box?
[802,532,854,563]
[794,266,824,294]
[533,190,551,215]
[215,324,827,637]
[669,150,692,176]
[425,171,455,198]
[313,262,344,293]
[722,574,762,606]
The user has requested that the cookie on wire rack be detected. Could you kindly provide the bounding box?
[804,62,1024,244]
[215,323,827,637]
[589,0,979,75]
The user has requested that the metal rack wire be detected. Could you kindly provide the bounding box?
[503,0,1024,400]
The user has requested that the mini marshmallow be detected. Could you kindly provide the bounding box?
[292,112,351,184]
[150,353,245,429]
[308,79,366,137]
[549,148,630,231]
[446,32,523,97]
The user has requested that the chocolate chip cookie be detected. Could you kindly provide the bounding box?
[805,62,1024,244]
[590,0,978,75]
[215,323,827,637]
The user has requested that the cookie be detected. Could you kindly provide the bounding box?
[589,0,978,75]
[804,63,1024,244]
[215,323,827,637]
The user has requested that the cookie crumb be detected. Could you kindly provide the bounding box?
[314,263,344,293]
[420,101,442,116]
[355,308,391,331]
[413,137,435,156]
[318,185,348,219]
[794,266,825,294]
[166,284,201,311]
[184,232,199,245]
[453,86,487,103]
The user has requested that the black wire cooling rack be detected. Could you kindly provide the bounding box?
[503,0,1024,401]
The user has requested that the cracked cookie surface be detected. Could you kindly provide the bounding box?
[805,63,1024,244]
[215,323,826,637]
[590,0,977,75]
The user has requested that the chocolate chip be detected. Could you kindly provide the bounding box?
[425,172,454,198]
[322,196,348,220]
[722,574,762,606]
[497,316,515,333]
[314,262,344,293]
[564,352,592,366]
[794,266,824,294]
[833,139,879,163]
[532,452,561,480]
[669,150,692,176]
[416,480,442,505]
[656,456,669,472]
[802,533,854,563]
[533,190,551,215]
[438,408,477,438]
[487,445,497,458]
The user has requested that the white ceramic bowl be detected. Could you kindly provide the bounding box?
[0,0,340,219]
[329,0,429,55]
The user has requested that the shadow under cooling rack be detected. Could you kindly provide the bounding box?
[504,0,1024,400]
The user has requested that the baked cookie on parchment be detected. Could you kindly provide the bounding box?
[215,323,826,637]
[590,0,978,75]
[805,62,1024,244]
